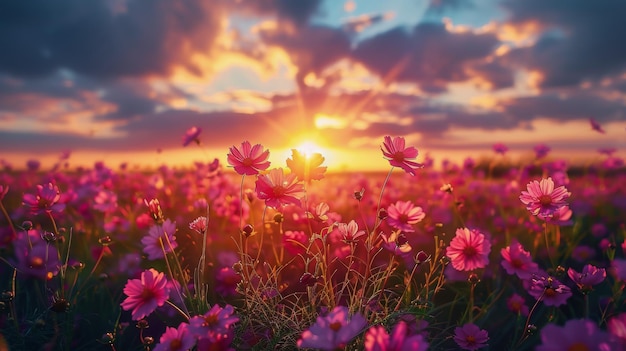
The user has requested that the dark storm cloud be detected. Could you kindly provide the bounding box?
[351,22,508,91]
[0,0,221,78]
[501,0,626,87]
[228,0,322,26]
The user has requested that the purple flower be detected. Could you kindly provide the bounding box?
[453,323,489,350]
[364,321,428,351]
[22,183,66,214]
[537,319,620,351]
[188,304,239,342]
[533,144,551,159]
[492,143,508,155]
[608,313,626,343]
[568,264,606,292]
[528,274,572,307]
[611,259,626,281]
[13,230,60,279]
[141,219,178,260]
[182,126,202,146]
[297,306,367,350]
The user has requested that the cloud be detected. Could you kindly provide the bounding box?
[351,22,506,92]
[501,0,626,87]
[0,0,222,79]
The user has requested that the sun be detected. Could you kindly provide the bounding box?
[294,140,324,158]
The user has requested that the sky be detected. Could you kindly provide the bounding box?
[0,0,625,171]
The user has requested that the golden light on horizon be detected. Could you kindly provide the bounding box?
[314,114,348,129]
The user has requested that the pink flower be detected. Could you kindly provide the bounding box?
[381,136,423,176]
[120,269,170,320]
[453,323,489,350]
[568,264,606,292]
[337,220,366,243]
[364,321,429,351]
[188,304,239,341]
[506,294,529,316]
[500,240,538,279]
[141,219,178,260]
[608,313,626,343]
[22,182,66,214]
[154,323,196,351]
[446,228,491,272]
[255,168,304,208]
[519,177,570,220]
[227,141,271,176]
[189,216,209,235]
[283,230,308,256]
[528,273,572,306]
[386,200,425,233]
[286,149,327,182]
[182,126,202,146]
[297,306,367,350]
[537,319,621,351]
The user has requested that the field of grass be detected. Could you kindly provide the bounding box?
[0,136,625,350]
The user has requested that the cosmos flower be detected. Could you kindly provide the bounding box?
[607,313,626,343]
[500,240,538,279]
[188,304,239,342]
[537,319,620,351]
[154,323,196,351]
[568,264,606,292]
[182,126,202,146]
[141,219,178,260]
[453,323,489,350]
[337,220,366,243]
[255,168,304,208]
[519,177,570,220]
[446,228,491,272]
[507,294,529,316]
[120,269,170,320]
[492,143,508,155]
[227,141,271,176]
[297,306,367,350]
[189,216,209,235]
[22,182,66,214]
[380,136,423,176]
[286,148,327,182]
[528,273,572,307]
[364,321,429,351]
[386,200,425,233]
[533,144,551,159]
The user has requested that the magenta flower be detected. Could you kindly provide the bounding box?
[519,177,570,220]
[22,182,66,214]
[500,240,538,279]
[154,322,196,351]
[13,230,61,279]
[283,230,308,256]
[286,148,327,182]
[537,319,620,351]
[568,264,606,292]
[297,306,367,350]
[227,141,271,176]
[507,294,529,316]
[182,126,202,146]
[188,304,239,341]
[453,323,489,350]
[533,144,551,159]
[364,321,429,351]
[255,168,304,208]
[528,273,572,306]
[386,200,425,233]
[446,228,491,272]
[141,219,178,260]
[120,269,170,320]
[337,220,366,243]
[381,136,423,176]
[610,259,626,281]
[492,143,508,155]
[93,190,118,213]
[608,313,626,343]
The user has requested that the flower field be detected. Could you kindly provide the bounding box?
[0,133,625,351]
